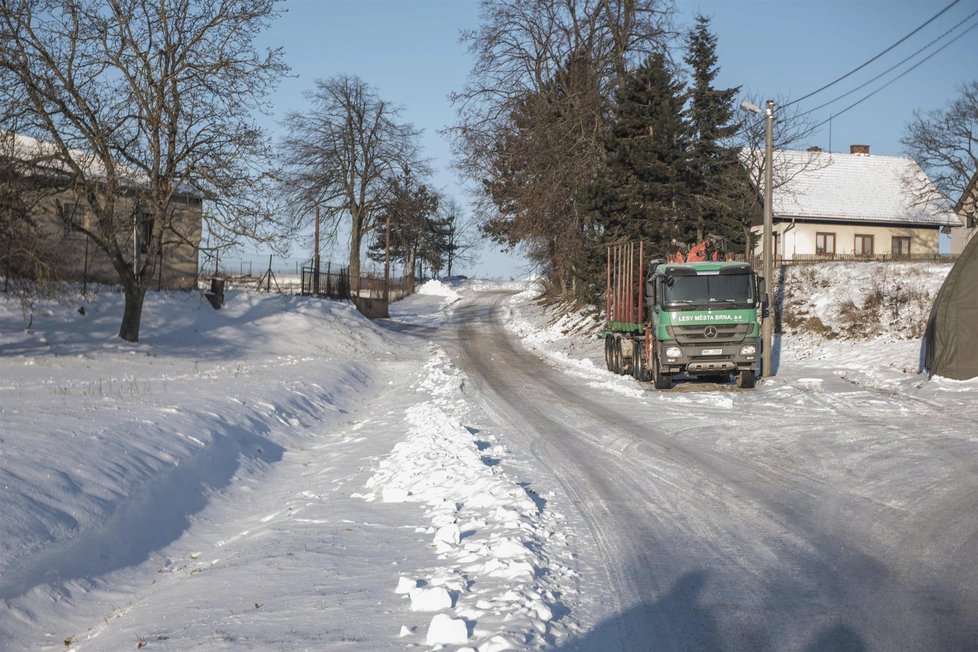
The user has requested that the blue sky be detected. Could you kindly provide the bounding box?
[255,0,976,278]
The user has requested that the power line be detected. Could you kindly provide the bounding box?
[799,7,978,118]
[785,0,963,108]
[807,20,978,134]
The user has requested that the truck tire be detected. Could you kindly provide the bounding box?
[632,339,651,382]
[619,337,632,376]
[614,336,628,376]
[604,336,613,371]
[652,351,672,390]
[736,369,756,389]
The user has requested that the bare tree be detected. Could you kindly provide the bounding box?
[450,0,674,298]
[902,80,978,202]
[439,197,479,277]
[0,0,289,341]
[280,76,422,291]
[733,94,824,251]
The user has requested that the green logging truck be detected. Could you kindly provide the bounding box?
[603,240,768,389]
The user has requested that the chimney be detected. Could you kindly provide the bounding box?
[850,144,870,156]
[807,146,823,153]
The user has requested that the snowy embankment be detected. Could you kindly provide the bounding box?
[501,261,978,399]
[0,281,576,650]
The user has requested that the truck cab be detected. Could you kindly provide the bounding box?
[645,260,765,388]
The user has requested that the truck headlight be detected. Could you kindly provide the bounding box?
[740,344,757,356]
[665,346,682,358]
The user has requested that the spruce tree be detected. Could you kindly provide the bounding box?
[590,52,691,255]
[684,14,744,247]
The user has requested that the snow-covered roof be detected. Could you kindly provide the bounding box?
[740,148,960,227]
[2,131,203,199]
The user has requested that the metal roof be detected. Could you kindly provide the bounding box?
[741,148,961,227]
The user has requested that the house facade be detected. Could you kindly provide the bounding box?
[2,133,203,289]
[744,145,960,261]
[950,169,978,255]
[39,189,203,290]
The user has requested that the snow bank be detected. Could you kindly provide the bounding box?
[0,288,396,646]
[781,261,952,340]
[359,347,575,649]
[416,279,461,302]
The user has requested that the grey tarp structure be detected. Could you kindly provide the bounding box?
[925,233,978,379]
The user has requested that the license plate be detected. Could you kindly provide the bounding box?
[701,348,723,356]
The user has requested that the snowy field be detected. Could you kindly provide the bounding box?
[1,262,976,650]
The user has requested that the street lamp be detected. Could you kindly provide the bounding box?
[740,99,775,377]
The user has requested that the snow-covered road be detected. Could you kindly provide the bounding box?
[444,289,978,651]
[3,274,977,651]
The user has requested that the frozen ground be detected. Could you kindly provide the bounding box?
[2,262,977,650]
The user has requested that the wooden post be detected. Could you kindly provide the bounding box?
[384,213,391,306]
[313,205,321,295]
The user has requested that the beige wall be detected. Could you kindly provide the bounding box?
[33,190,202,289]
[951,188,977,255]
[752,222,940,259]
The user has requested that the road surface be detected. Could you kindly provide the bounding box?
[438,291,978,651]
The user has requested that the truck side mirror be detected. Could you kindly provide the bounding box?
[757,277,769,317]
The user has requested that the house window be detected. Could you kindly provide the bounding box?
[815,232,836,256]
[892,236,911,258]
[969,214,977,229]
[854,234,874,257]
[61,205,84,239]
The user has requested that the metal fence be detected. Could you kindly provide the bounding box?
[300,264,414,302]
[767,253,959,265]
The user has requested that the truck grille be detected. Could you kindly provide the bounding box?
[670,323,751,345]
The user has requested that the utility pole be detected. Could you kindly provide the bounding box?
[761,100,775,377]
[740,99,777,378]
[313,204,321,295]
[384,212,391,308]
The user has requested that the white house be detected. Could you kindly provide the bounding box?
[950,169,978,255]
[743,145,960,261]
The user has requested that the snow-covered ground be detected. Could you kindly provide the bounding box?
[2,262,976,650]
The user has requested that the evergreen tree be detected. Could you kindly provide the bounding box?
[589,52,691,255]
[367,170,440,279]
[684,15,745,248]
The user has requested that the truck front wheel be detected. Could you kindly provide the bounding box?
[652,351,672,390]
[736,369,757,389]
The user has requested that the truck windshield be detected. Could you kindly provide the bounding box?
[664,273,753,306]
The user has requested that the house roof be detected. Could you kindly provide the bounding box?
[2,131,204,200]
[741,148,960,228]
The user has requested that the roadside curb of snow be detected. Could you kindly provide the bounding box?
[502,287,648,399]
[359,347,577,649]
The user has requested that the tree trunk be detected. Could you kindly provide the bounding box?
[118,277,147,342]
[348,226,362,294]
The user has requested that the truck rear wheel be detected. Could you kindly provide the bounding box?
[632,339,651,382]
[619,337,632,376]
[614,336,629,376]
[604,336,613,371]
[736,369,756,389]
[652,351,671,390]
